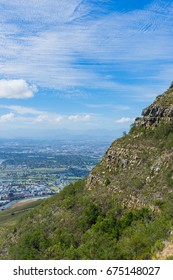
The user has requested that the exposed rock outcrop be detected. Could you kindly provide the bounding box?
[134,84,173,128]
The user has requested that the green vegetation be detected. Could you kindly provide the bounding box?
[0,199,43,227]
[0,180,172,260]
[0,199,44,256]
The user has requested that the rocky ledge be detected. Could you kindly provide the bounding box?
[135,83,173,128]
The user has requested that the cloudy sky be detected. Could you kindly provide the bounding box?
[0,0,173,139]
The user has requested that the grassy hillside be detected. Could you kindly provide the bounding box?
[0,199,44,255]
[0,177,172,260]
[0,199,43,227]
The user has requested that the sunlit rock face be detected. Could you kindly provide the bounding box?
[134,83,173,128]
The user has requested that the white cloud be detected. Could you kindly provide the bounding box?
[87,104,130,110]
[34,113,92,123]
[68,114,91,122]
[115,117,135,124]
[0,104,92,125]
[0,105,43,115]
[0,112,15,122]
[0,80,37,99]
[34,113,65,123]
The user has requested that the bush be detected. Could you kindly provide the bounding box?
[166,132,173,149]
[80,203,101,230]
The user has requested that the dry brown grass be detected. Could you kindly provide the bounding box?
[10,198,42,208]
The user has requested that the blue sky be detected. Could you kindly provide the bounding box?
[0,0,173,139]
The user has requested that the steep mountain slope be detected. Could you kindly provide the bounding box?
[87,83,173,210]
[1,84,173,260]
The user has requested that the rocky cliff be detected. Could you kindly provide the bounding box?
[135,83,173,128]
[86,83,173,210]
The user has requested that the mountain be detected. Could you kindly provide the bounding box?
[1,84,173,260]
[86,83,173,209]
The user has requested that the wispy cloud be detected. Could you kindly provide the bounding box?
[1,0,173,92]
[115,117,135,124]
[0,105,43,115]
[0,105,92,125]
[87,104,130,110]
[0,112,15,122]
[0,0,85,27]
[33,113,92,124]
[68,114,91,122]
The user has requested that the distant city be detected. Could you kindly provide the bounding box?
[0,139,110,209]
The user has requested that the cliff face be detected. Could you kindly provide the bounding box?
[86,83,173,210]
[135,84,173,128]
